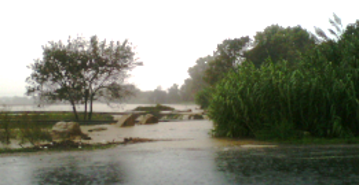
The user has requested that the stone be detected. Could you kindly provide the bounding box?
[116,114,138,127]
[51,122,84,141]
[139,114,158,124]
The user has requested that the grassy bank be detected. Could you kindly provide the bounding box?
[0,111,115,146]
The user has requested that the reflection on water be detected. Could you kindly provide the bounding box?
[34,155,126,185]
[215,147,359,184]
[3,146,359,185]
[1,148,227,185]
[0,151,128,185]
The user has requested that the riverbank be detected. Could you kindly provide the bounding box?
[3,119,359,155]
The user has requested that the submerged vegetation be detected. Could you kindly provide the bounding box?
[0,111,115,146]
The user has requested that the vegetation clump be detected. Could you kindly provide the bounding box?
[133,104,175,112]
[208,20,359,140]
[133,104,175,119]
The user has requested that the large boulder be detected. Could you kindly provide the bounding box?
[138,114,158,125]
[116,114,137,127]
[51,122,84,141]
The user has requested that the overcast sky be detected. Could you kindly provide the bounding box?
[0,0,358,97]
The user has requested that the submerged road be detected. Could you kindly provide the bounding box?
[1,120,359,185]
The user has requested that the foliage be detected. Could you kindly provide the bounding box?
[184,26,315,109]
[205,37,250,85]
[194,87,213,109]
[209,20,359,139]
[181,38,251,106]
[26,35,140,120]
[133,104,174,118]
[180,78,195,102]
[16,113,52,145]
[179,56,212,103]
[133,104,175,112]
[167,84,182,103]
[245,25,316,67]
[148,86,168,104]
[314,13,344,42]
[0,111,12,144]
[0,112,52,146]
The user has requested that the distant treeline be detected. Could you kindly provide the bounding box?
[126,84,189,104]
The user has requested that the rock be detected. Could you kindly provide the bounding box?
[139,114,158,124]
[51,122,84,141]
[116,114,138,127]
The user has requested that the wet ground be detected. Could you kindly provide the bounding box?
[1,120,359,185]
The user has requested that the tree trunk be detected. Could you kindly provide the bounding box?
[70,100,79,121]
[84,100,87,121]
[88,94,95,120]
[84,89,89,121]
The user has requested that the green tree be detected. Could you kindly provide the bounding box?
[205,37,251,85]
[180,55,212,102]
[245,25,316,67]
[26,35,141,120]
[167,84,181,103]
[180,78,195,102]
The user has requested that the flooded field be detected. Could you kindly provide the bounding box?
[1,120,359,184]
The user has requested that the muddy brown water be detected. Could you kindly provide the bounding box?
[1,120,359,185]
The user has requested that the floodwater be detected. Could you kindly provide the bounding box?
[1,103,199,112]
[1,120,359,185]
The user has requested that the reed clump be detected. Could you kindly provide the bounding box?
[209,22,359,140]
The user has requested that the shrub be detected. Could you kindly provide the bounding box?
[16,113,52,145]
[0,111,12,145]
[209,29,359,139]
[195,87,213,109]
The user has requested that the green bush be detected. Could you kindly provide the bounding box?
[195,87,213,109]
[209,23,359,139]
[133,104,175,118]
[0,111,12,144]
[133,104,175,112]
[16,113,52,145]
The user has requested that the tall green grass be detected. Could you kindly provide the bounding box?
[0,112,52,145]
[209,34,359,139]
